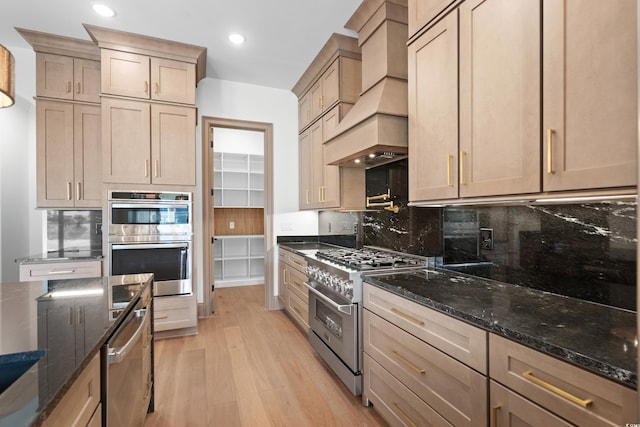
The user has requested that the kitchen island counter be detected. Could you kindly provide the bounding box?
[363,268,637,388]
[0,273,153,426]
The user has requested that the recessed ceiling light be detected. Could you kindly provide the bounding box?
[228,33,246,45]
[92,3,116,17]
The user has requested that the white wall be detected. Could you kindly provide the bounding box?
[194,78,317,302]
[0,46,41,282]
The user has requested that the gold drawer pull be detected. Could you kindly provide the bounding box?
[392,402,418,427]
[391,350,425,374]
[522,371,593,408]
[492,405,501,427]
[390,307,425,326]
[154,314,169,320]
[547,129,555,174]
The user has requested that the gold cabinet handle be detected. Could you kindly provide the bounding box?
[318,96,323,108]
[491,405,501,427]
[547,129,555,174]
[154,82,159,94]
[390,307,425,326]
[144,80,149,93]
[447,154,453,186]
[76,82,81,94]
[392,402,418,427]
[154,314,169,320]
[305,189,310,204]
[66,81,72,93]
[459,151,467,185]
[145,160,149,177]
[522,371,593,408]
[154,159,159,177]
[391,350,425,374]
[76,182,81,201]
[67,182,72,200]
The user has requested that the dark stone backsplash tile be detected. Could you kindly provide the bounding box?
[362,201,636,311]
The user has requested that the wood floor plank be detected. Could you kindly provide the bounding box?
[144,285,388,427]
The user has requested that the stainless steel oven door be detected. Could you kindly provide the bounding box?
[305,281,359,373]
[110,242,192,297]
[108,201,191,240]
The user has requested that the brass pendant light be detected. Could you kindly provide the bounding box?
[0,44,15,108]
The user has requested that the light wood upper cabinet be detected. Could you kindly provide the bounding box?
[36,101,101,208]
[408,0,457,39]
[408,11,459,202]
[36,53,101,103]
[542,0,637,191]
[102,97,195,185]
[102,49,196,104]
[459,0,540,198]
[297,92,312,131]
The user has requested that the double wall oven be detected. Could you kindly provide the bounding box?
[304,247,428,396]
[107,191,193,297]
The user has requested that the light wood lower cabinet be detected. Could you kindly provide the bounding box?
[154,294,197,336]
[364,310,487,427]
[19,260,102,282]
[490,334,637,427]
[42,352,101,427]
[278,248,308,331]
[363,283,488,427]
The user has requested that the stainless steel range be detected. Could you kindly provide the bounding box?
[304,246,428,396]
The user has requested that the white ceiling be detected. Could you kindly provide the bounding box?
[1,0,363,90]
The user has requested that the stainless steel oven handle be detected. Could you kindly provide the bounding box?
[108,308,148,365]
[303,282,352,315]
[112,243,189,250]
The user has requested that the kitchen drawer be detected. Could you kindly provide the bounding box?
[43,352,101,427]
[364,309,487,427]
[19,260,102,281]
[408,0,458,38]
[363,283,487,373]
[280,249,307,273]
[489,334,637,426]
[288,290,309,331]
[364,353,453,427]
[490,380,571,427]
[154,294,197,332]
[287,268,308,303]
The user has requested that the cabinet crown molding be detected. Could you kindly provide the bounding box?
[83,24,207,83]
[16,27,100,60]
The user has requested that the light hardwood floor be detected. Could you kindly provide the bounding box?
[144,285,388,427]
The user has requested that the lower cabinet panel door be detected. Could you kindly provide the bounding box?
[491,381,572,427]
[364,354,453,427]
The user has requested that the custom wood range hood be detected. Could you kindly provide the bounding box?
[324,0,408,168]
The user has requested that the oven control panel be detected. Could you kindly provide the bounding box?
[306,265,354,300]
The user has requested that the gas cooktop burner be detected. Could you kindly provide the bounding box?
[315,248,426,271]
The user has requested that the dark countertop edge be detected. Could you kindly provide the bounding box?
[278,241,347,256]
[15,253,103,264]
[30,275,152,427]
[364,277,638,389]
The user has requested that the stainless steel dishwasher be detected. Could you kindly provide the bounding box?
[102,297,150,426]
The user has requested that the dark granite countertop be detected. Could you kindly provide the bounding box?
[0,274,153,426]
[15,249,103,264]
[279,241,346,256]
[363,268,637,388]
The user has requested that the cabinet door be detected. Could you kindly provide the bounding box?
[310,81,323,123]
[278,256,288,306]
[321,59,340,111]
[73,58,101,103]
[320,108,341,208]
[36,100,75,207]
[36,53,74,100]
[74,104,102,208]
[408,0,457,38]
[102,97,151,184]
[150,57,196,104]
[298,130,313,210]
[151,104,196,185]
[102,49,151,99]
[298,92,311,131]
[408,11,459,202]
[459,0,540,197]
[309,120,325,207]
[543,0,637,191]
